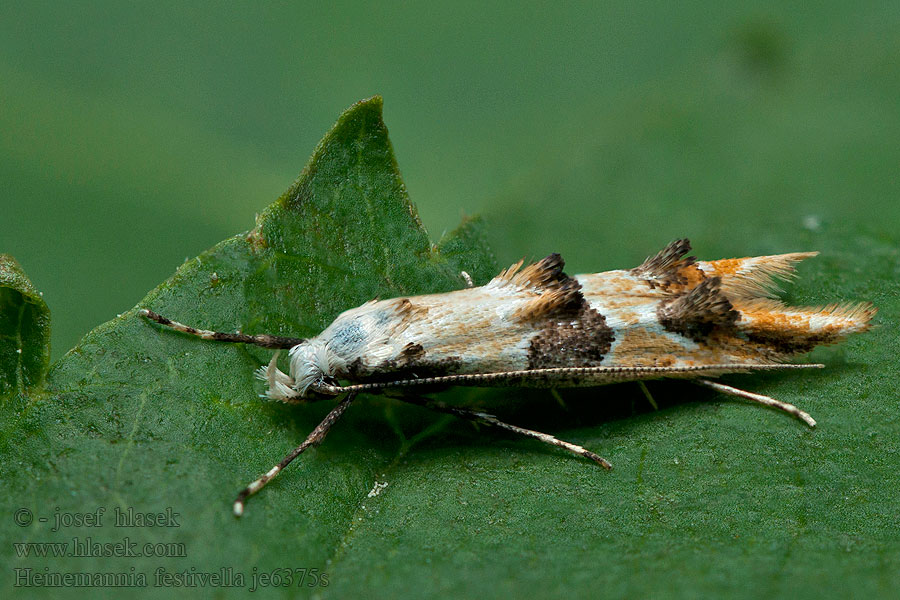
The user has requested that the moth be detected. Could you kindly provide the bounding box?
[140,239,875,515]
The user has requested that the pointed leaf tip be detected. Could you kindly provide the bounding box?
[0,97,496,583]
[0,254,50,397]
[276,95,391,215]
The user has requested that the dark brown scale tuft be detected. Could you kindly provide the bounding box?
[512,254,587,321]
[504,253,573,291]
[530,253,567,287]
[528,307,615,369]
[631,239,698,289]
[657,276,739,341]
[554,276,588,314]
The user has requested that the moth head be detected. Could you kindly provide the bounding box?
[290,339,339,396]
[256,339,340,401]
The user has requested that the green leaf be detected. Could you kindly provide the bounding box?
[2,91,896,600]
[0,254,50,398]
[0,96,497,595]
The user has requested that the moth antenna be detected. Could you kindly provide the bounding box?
[314,363,825,395]
[139,309,305,349]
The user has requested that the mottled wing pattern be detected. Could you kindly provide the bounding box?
[576,239,874,372]
[328,253,616,381]
[308,239,873,388]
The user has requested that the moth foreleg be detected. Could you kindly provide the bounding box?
[140,309,304,349]
[233,392,357,517]
[394,394,612,469]
[695,379,816,427]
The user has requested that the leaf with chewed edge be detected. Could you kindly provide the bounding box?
[0,254,50,399]
[0,96,496,595]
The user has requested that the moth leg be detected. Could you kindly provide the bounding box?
[695,379,816,428]
[233,392,357,517]
[460,271,474,288]
[139,309,304,349]
[637,381,659,410]
[394,394,612,469]
[550,388,568,410]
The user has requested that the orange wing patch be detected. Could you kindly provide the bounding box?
[734,298,876,354]
[609,329,686,367]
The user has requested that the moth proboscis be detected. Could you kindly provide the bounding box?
[140,239,875,516]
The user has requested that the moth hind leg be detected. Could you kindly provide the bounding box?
[695,379,816,427]
[395,394,612,469]
[139,309,304,349]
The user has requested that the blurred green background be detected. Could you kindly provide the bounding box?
[4,1,897,358]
